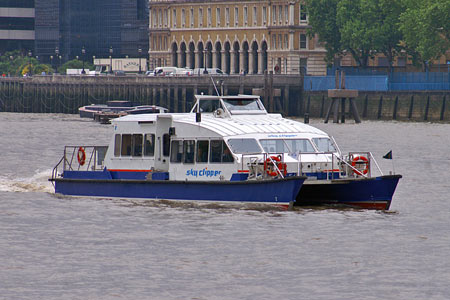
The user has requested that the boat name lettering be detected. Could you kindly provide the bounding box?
[186,168,222,177]
[267,134,297,138]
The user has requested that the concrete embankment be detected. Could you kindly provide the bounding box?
[304,91,449,122]
[0,75,448,122]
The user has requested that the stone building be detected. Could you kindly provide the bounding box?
[148,0,327,75]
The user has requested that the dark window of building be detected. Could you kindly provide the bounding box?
[0,17,34,30]
[0,0,34,8]
[300,34,307,49]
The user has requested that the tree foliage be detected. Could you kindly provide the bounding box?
[0,50,52,76]
[58,59,93,74]
[399,0,450,63]
[305,0,341,65]
[306,0,448,68]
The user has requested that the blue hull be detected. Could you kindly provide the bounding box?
[52,175,305,205]
[296,175,402,210]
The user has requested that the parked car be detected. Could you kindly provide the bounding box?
[114,70,126,76]
[192,68,226,76]
[145,70,154,76]
[154,67,193,76]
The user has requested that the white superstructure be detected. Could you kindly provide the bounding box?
[103,94,349,182]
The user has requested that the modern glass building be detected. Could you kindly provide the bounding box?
[0,0,35,54]
[34,0,148,64]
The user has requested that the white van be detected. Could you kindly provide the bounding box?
[154,67,176,76]
[154,67,193,76]
[192,68,226,76]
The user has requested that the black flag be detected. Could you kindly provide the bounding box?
[383,150,393,159]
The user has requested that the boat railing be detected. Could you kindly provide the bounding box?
[240,151,383,180]
[295,151,383,179]
[241,153,286,179]
[51,146,108,181]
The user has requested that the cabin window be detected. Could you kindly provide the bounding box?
[210,140,234,163]
[312,138,336,152]
[170,140,182,163]
[114,134,121,156]
[121,134,132,156]
[227,138,261,154]
[196,140,209,163]
[163,133,170,156]
[284,139,315,153]
[132,134,143,157]
[144,134,155,156]
[199,99,221,112]
[183,140,195,163]
[222,98,264,112]
[260,139,315,153]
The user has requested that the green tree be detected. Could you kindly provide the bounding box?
[58,59,93,74]
[372,0,405,69]
[399,0,450,64]
[306,0,405,68]
[305,0,341,65]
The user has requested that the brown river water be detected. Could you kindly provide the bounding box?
[0,112,449,299]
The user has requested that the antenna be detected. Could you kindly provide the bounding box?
[209,76,220,96]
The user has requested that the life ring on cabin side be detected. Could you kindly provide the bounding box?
[77,147,86,166]
[264,155,287,177]
[351,156,369,176]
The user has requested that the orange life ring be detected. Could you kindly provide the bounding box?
[77,147,86,166]
[264,155,287,177]
[351,156,369,175]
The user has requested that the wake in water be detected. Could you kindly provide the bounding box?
[0,169,54,193]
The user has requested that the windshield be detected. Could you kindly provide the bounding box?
[227,138,262,154]
[260,139,316,153]
[222,98,264,111]
[199,99,221,112]
[312,138,336,152]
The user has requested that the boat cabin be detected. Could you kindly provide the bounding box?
[99,95,346,181]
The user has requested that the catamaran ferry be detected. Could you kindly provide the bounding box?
[50,94,401,209]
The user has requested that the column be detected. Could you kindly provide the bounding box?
[177,51,183,68]
[230,51,236,74]
[249,51,255,74]
[221,50,227,73]
[182,87,187,112]
[239,50,245,74]
[257,50,264,74]
[212,50,217,68]
[174,87,179,112]
[194,51,200,69]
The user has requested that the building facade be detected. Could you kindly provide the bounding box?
[148,0,327,75]
[0,0,35,54]
[33,0,149,65]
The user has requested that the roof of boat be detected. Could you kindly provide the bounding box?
[113,112,328,137]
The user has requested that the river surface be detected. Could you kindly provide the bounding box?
[0,113,449,300]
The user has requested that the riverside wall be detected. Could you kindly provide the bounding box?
[0,75,449,122]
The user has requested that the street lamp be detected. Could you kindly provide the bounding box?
[138,47,142,74]
[109,46,113,74]
[203,49,208,74]
[50,55,54,73]
[81,46,86,74]
[28,50,32,76]
[55,47,60,73]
